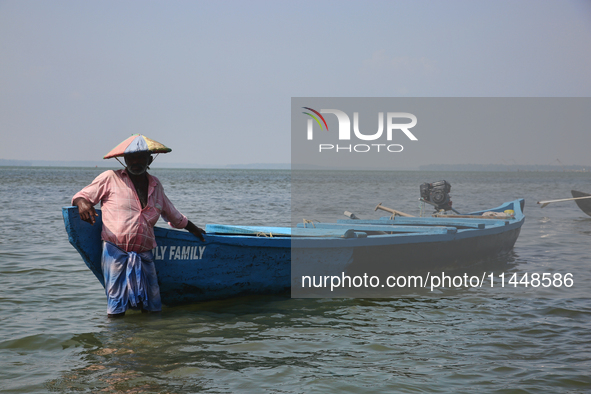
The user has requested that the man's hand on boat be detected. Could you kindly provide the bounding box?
[185,220,206,242]
[73,197,98,225]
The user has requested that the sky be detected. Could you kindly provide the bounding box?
[1,0,591,167]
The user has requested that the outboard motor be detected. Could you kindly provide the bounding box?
[420,180,453,211]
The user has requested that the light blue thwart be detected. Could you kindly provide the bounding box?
[62,199,525,305]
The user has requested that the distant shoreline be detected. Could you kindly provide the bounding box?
[418,164,590,172]
[0,159,290,170]
[1,159,589,172]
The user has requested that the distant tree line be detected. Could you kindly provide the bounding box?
[419,164,590,172]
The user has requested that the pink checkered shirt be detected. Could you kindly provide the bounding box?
[72,169,188,253]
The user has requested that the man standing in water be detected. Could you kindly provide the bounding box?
[72,135,205,317]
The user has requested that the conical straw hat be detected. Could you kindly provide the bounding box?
[103,134,171,159]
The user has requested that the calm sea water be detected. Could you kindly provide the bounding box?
[1,167,590,393]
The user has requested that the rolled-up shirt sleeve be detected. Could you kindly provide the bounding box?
[160,192,188,229]
[72,171,111,206]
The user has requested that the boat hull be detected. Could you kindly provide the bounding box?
[63,198,525,304]
[291,200,524,296]
[152,227,290,303]
[62,207,291,305]
[571,190,591,217]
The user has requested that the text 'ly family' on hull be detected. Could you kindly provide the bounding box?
[152,245,206,261]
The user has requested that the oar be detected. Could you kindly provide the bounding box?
[375,203,414,217]
[537,196,591,208]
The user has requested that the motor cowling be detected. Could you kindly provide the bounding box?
[420,180,452,211]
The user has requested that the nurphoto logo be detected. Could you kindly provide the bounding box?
[302,107,418,153]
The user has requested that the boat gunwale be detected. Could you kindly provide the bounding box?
[153,198,525,248]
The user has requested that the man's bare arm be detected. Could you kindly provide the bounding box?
[73,197,98,225]
[185,220,206,242]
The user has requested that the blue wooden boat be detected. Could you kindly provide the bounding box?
[62,198,525,304]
